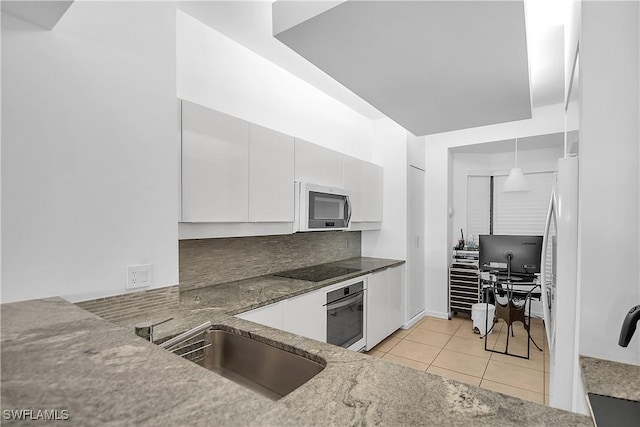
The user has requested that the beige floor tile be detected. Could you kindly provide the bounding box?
[454,324,500,348]
[405,328,452,348]
[427,365,482,387]
[391,328,411,339]
[382,353,429,372]
[493,329,543,357]
[417,318,462,335]
[444,336,492,359]
[480,379,545,405]
[388,339,442,365]
[455,319,502,340]
[372,336,401,353]
[489,349,544,372]
[454,320,485,339]
[431,349,489,378]
[446,315,467,327]
[365,349,386,358]
[483,359,544,393]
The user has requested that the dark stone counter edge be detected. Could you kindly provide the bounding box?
[580,355,640,402]
[224,258,406,315]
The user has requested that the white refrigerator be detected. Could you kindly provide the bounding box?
[541,156,587,414]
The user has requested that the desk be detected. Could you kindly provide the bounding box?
[481,278,543,359]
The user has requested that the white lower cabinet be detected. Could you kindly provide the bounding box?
[388,264,406,334]
[366,265,406,350]
[236,265,405,351]
[366,269,389,350]
[234,291,325,342]
[235,301,283,330]
[282,289,326,342]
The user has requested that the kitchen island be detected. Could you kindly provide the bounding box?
[1,258,592,426]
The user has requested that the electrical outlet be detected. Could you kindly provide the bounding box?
[126,264,152,290]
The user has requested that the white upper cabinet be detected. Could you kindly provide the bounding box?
[361,160,383,222]
[249,124,294,222]
[181,100,249,222]
[294,138,343,188]
[342,155,363,222]
[180,100,383,233]
[343,155,383,225]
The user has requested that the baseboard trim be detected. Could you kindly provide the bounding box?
[402,311,426,329]
[424,310,450,320]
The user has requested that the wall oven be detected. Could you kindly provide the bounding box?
[295,182,352,232]
[325,279,366,352]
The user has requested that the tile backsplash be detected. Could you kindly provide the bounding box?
[179,231,361,291]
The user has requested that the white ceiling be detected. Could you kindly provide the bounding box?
[273,0,533,136]
[176,1,384,120]
[9,1,564,138]
[449,132,564,154]
[178,0,565,136]
[1,0,74,30]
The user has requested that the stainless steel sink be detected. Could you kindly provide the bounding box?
[198,329,324,400]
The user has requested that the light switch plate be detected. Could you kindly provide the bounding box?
[126,264,152,290]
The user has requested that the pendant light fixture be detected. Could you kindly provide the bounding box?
[503,138,530,192]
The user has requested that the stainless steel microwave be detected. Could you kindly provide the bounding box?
[294,182,352,232]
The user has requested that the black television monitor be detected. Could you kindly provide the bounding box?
[479,234,543,277]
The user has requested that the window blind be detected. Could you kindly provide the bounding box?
[493,172,556,235]
[493,172,556,279]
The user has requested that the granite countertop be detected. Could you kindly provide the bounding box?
[1,257,592,426]
[580,355,640,401]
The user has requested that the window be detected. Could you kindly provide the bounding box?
[468,171,556,277]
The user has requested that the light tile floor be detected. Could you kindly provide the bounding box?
[366,315,550,405]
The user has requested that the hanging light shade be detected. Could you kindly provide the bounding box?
[503,138,530,192]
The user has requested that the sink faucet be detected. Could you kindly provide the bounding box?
[619,305,640,347]
[135,317,173,343]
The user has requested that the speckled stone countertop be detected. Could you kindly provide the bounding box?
[1,257,592,426]
[580,356,640,401]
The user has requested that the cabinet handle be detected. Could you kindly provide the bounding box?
[416,236,419,248]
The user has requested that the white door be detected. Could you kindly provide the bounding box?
[407,166,426,320]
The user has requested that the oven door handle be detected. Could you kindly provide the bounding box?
[324,290,365,310]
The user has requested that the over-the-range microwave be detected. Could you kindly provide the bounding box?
[294,182,352,232]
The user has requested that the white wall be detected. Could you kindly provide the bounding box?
[424,104,565,316]
[176,10,373,161]
[579,1,640,365]
[1,2,179,303]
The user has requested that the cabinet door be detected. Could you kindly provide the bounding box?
[248,124,294,222]
[235,301,283,330]
[387,265,406,334]
[342,155,363,222]
[294,138,343,188]
[282,289,326,342]
[181,101,249,222]
[366,269,389,350]
[361,161,384,222]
